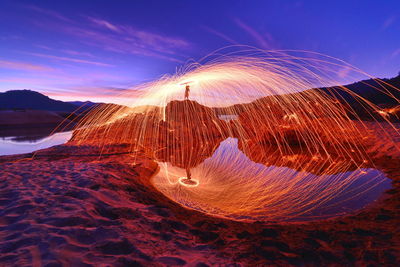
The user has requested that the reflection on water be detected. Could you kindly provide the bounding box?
[152,138,391,222]
[218,114,238,121]
[0,131,72,156]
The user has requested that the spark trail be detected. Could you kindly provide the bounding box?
[71,49,399,221]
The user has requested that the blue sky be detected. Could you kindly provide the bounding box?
[0,0,399,101]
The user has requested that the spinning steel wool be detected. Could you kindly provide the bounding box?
[72,49,399,221]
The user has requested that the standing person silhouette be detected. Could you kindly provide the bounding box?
[184,85,190,100]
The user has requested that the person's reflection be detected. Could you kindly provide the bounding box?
[186,168,192,180]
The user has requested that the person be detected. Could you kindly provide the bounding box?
[184,85,190,100]
[186,168,192,180]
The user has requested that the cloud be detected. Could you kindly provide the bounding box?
[87,17,121,33]
[34,44,97,58]
[337,66,352,78]
[26,5,192,63]
[391,48,400,58]
[22,52,115,67]
[0,70,134,90]
[234,18,277,50]
[82,17,191,56]
[65,26,188,63]
[60,85,129,95]
[43,85,142,104]
[34,44,53,50]
[61,49,96,58]
[382,15,397,30]
[23,4,73,23]
[201,26,238,44]
[0,59,54,72]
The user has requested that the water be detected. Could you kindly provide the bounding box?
[0,128,392,222]
[152,138,392,222]
[0,131,72,156]
[218,114,238,121]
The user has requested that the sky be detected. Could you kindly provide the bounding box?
[0,0,399,102]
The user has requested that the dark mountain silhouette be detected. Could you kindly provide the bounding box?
[316,75,400,121]
[0,90,79,112]
[319,74,400,107]
[68,101,100,108]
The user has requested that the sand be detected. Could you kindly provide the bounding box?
[0,122,399,266]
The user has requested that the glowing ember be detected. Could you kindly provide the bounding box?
[178,177,199,187]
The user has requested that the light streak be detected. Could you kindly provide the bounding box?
[70,49,399,222]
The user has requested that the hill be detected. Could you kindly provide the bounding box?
[68,101,100,108]
[319,74,400,107]
[0,90,79,112]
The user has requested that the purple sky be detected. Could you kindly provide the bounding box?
[0,0,399,102]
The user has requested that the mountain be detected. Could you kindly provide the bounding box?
[68,101,100,108]
[0,90,79,112]
[319,74,400,107]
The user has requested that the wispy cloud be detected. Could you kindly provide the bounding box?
[234,18,277,50]
[34,44,97,58]
[87,16,121,33]
[61,49,96,58]
[26,5,191,63]
[338,66,352,78]
[0,77,56,85]
[382,15,397,30]
[65,26,188,63]
[201,26,238,44]
[34,44,53,50]
[0,70,133,88]
[22,52,115,67]
[42,84,144,104]
[23,4,73,23]
[0,59,54,72]
[391,48,400,58]
[57,85,129,96]
[82,16,191,59]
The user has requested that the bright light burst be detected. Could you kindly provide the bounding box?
[71,48,399,222]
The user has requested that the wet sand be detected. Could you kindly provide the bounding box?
[0,122,399,266]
